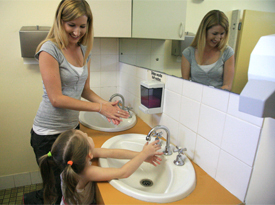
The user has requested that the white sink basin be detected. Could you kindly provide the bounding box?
[99,134,196,203]
[79,111,136,132]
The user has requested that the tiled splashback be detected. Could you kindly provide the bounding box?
[91,38,264,202]
[89,38,120,100]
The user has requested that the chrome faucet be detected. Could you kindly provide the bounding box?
[173,146,187,166]
[146,125,172,156]
[109,93,125,110]
[109,93,133,117]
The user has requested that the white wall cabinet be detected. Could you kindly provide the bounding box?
[132,0,187,40]
[88,0,132,38]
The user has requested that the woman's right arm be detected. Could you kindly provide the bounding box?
[39,51,103,112]
[39,52,100,111]
[84,141,162,181]
[181,55,191,80]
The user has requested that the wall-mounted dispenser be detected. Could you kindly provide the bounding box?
[19,26,50,58]
[171,32,195,56]
[139,80,165,114]
[239,34,275,118]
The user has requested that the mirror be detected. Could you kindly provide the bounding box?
[119,1,275,94]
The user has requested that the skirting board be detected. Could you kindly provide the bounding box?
[0,171,42,190]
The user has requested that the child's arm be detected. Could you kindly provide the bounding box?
[84,140,162,181]
[93,141,163,166]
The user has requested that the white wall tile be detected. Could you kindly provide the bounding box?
[90,72,101,88]
[130,76,139,97]
[177,124,197,160]
[101,38,118,54]
[182,80,203,102]
[101,55,118,71]
[164,90,181,121]
[91,88,101,96]
[194,135,220,178]
[100,71,117,87]
[136,66,148,80]
[245,118,275,204]
[179,96,201,132]
[119,72,132,93]
[221,115,261,166]
[90,54,101,72]
[119,62,137,76]
[202,86,230,112]
[166,75,183,94]
[100,87,118,101]
[14,172,31,187]
[159,114,179,144]
[227,93,263,127]
[198,105,226,146]
[216,150,252,201]
[91,38,101,54]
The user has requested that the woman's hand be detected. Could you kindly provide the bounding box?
[142,140,163,166]
[100,101,130,125]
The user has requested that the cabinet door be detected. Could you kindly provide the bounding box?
[88,0,132,37]
[132,0,187,40]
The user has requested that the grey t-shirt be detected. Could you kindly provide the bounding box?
[182,46,234,88]
[33,41,91,132]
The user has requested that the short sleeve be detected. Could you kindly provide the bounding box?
[223,46,234,62]
[34,41,61,63]
[182,47,193,63]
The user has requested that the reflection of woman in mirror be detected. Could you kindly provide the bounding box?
[181,10,235,91]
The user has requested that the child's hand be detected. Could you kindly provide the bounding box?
[142,140,163,166]
[145,155,163,166]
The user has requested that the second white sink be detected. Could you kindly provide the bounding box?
[79,111,136,132]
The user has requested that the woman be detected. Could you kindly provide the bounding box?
[25,0,128,204]
[181,10,235,91]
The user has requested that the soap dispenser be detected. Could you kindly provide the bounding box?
[139,80,164,114]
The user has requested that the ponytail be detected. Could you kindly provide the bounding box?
[62,164,80,204]
[39,152,57,204]
[38,130,91,204]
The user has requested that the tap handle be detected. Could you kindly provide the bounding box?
[125,106,133,111]
[156,131,163,138]
[174,146,187,155]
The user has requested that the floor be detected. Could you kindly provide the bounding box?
[0,183,42,205]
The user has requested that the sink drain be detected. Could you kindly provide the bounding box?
[140,179,153,187]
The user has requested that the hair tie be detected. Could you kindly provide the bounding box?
[47,151,52,157]
[67,160,73,166]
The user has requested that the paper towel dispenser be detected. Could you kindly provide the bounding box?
[19,26,50,58]
[171,32,195,56]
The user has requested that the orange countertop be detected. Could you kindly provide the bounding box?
[80,117,242,205]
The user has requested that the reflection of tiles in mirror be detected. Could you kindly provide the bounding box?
[119,38,190,78]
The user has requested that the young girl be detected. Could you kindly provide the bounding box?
[39,129,163,204]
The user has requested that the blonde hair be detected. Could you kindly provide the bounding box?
[190,10,229,64]
[36,0,94,65]
[39,130,91,204]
